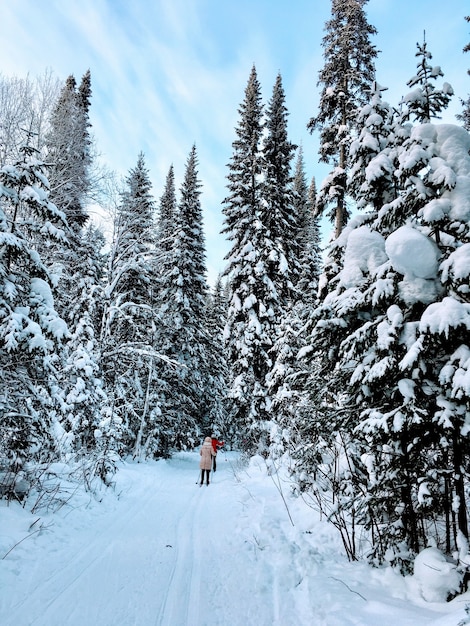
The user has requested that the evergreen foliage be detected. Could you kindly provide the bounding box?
[204,274,230,440]
[401,39,454,123]
[222,66,269,448]
[56,225,112,459]
[298,46,470,568]
[294,151,322,307]
[155,146,210,451]
[308,0,377,237]
[100,152,157,456]
[223,67,291,452]
[2,11,470,588]
[0,138,69,472]
[46,71,92,229]
[263,73,299,295]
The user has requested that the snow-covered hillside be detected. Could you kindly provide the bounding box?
[1,452,469,625]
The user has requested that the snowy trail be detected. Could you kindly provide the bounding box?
[1,451,467,626]
[3,465,173,625]
[1,454,249,626]
[156,479,203,626]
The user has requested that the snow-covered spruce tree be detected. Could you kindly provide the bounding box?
[291,65,424,563]
[156,165,177,268]
[299,49,470,569]
[263,73,309,457]
[400,38,454,125]
[222,67,284,452]
[295,154,322,309]
[308,0,377,239]
[381,40,456,233]
[154,145,210,451]
[148,165,178,456]
[351,51,470,564]
[0,138,69,477]
[100,152,157,457]
[204,274,230,442]
[46,71,92,230]
[43,71,96,343]
[348,81,398,214]
[349,124,470,570]
[262,73,299,294]
[267,151,322,460]
[55,224,121,478]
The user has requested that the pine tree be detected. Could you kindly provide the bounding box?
[268,153,322,461]
[56,225,111,458]
[44,71,95,339]
[46,72,92,229]
[401,38,454,123]
[222,67,281,451]
[100,153,157,455]
[263,73,299,295]
[155,146,210,451]
[204,274,230,440]
[348,81,397,213]
[0,138,69,474]
[308,0,377,237]
[294,152,322,308]
[298,47,470,568]
[156,165,177,265]
[149,165,179,456]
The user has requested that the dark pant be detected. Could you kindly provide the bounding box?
[212,454,217,471]
[200,469,210,484]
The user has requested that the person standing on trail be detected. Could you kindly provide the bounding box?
[211,434,224,472]
[199,436,215,485]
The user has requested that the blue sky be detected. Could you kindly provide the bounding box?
[0,0,468,283]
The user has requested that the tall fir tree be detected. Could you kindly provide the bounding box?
[308,0,377,238]
[56,225,115,462]
[44,71,95,344]
[100,152,157,456]
[155,146,210,450]
[150,165,178,456]
[297,48,470,568]
[348,81,397,213]
[156,165,177,266]
[204,274,230,440]
[262,73,299,295]
[294,151,322,308]
[222,67,283,451]
[46,72,92,230]
[268,155,322,462]
[0,138,69,475]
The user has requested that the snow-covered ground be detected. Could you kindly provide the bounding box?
[1,451,470,626]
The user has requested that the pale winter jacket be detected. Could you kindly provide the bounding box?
[200,437,215,470]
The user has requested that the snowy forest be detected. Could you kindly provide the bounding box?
[1,0,470,585]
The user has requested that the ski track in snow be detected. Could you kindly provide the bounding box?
[0,451,464,626]
[3,467,170,626]
[156,481,202,626]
